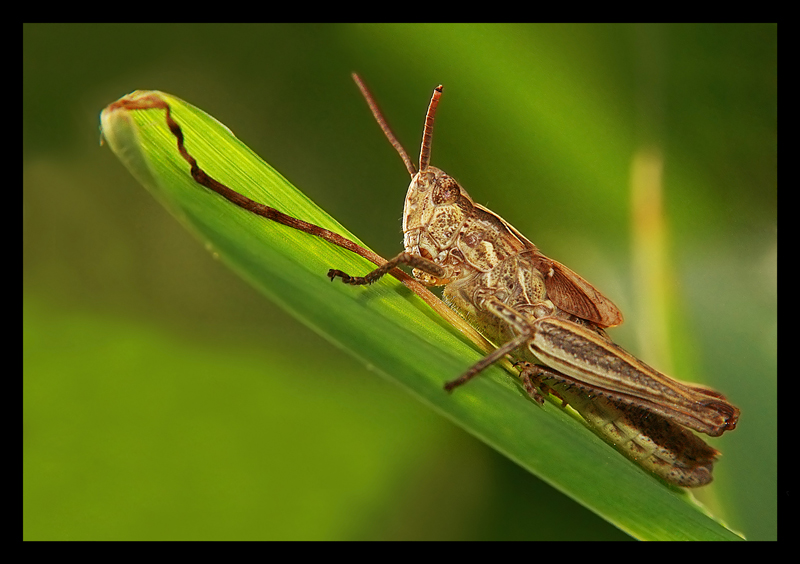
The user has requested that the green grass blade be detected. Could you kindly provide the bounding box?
[100,91,742,540]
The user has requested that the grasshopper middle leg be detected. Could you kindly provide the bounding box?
[444,295,546,397]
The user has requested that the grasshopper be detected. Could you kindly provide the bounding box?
[122,77,739,487]
[327,75,740,487]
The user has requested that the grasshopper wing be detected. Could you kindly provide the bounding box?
[491,213,624,328]
[533,255,624,328]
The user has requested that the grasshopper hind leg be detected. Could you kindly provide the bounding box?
[517,362,719,487]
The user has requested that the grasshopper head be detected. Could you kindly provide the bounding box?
[401,166,475,286]
[403,166,472,235]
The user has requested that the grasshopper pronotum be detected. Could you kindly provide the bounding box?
[113,76,739,487]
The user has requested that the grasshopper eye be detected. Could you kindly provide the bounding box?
[432,175,460,205]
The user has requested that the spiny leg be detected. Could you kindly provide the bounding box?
[328,251,444,286]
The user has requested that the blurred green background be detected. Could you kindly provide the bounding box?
[23,24,776,540]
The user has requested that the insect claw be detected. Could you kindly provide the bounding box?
[327,269,361,284]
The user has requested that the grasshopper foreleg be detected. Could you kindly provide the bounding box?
[328,252,445,286]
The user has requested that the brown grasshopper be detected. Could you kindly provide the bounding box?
[120,77,739,487]
[326,75,740,487]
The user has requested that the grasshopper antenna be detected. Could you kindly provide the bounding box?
[352,73,417,177]
[419,84,443,173]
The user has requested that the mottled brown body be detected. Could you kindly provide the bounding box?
[330,75,740,487]
[134,78,739,488]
